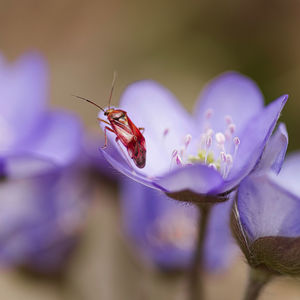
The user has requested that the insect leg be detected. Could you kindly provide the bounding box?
[98,118,111,125]
[139,127,145,134]
[102,126,115,149]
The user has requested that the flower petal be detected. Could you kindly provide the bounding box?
[154,164,224,194]
[254,123,288,174]
[237,173,300,241]
[194,72,264,134]
[101,147,156,189]
[224,94,288,192]
[0,53,47,151]
[276,152,300,197]
[20,111,82,166]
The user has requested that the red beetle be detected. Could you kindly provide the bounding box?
[74,74,146,168]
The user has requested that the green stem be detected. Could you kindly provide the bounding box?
[188,204,211,300]
[243,268,272,300]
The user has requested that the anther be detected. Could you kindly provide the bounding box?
[228,123,236,134]
[225,115,233,125]
[233,136,240,158]
[176,155,183,166]
[172,150,178,158]
[184,134,192,148]
[233,136,240,146]
[163,128,169,137]
[216,132,226,146]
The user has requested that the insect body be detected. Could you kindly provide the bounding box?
[99,108,146,168]
[74,75,146,168]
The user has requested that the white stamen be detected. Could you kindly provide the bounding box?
[219,151,226,177]
[199,133,206,150]
[233,136,240,159]
[225,115,233,125]
[179,146,185,158]
[225,130,231,141]
[228,123,236,134]
[224,154,233,178]
[172,150,178,158]
[220,151,226,163]
[215,132,225,145]
[226,154,233,165]
[205,136,212,148]
[184,134,192,148]
[216,132,226,152]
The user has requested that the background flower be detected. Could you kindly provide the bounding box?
[121,178,237,272]
[0,166,90,273]
[0,53,90,273]
[0,53,81,177]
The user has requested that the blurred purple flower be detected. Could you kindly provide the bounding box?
[121,178,237,272]
[100,73,287,201]
[0,53,81,177]
[232,124,300,275]
[0,167,89,273]
[0,53,89,273]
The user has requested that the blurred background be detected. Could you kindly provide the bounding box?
[1,0,300,299]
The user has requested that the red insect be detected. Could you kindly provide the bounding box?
[74,74,146,168]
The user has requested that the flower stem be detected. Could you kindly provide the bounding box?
[0,160,6,181]
[188,203,211,300]
[243,268,272,300]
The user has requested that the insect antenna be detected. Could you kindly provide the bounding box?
[72,94,105,112]
[108,71,118,109]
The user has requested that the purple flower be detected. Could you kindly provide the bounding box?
[0,53,88,273]
[121,178,237,271]
[232,124,300,275]
[0,166,89,273]
[0,53,81,177]
[100,73,287,201]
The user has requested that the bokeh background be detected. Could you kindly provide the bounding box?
[1,0,300,299]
